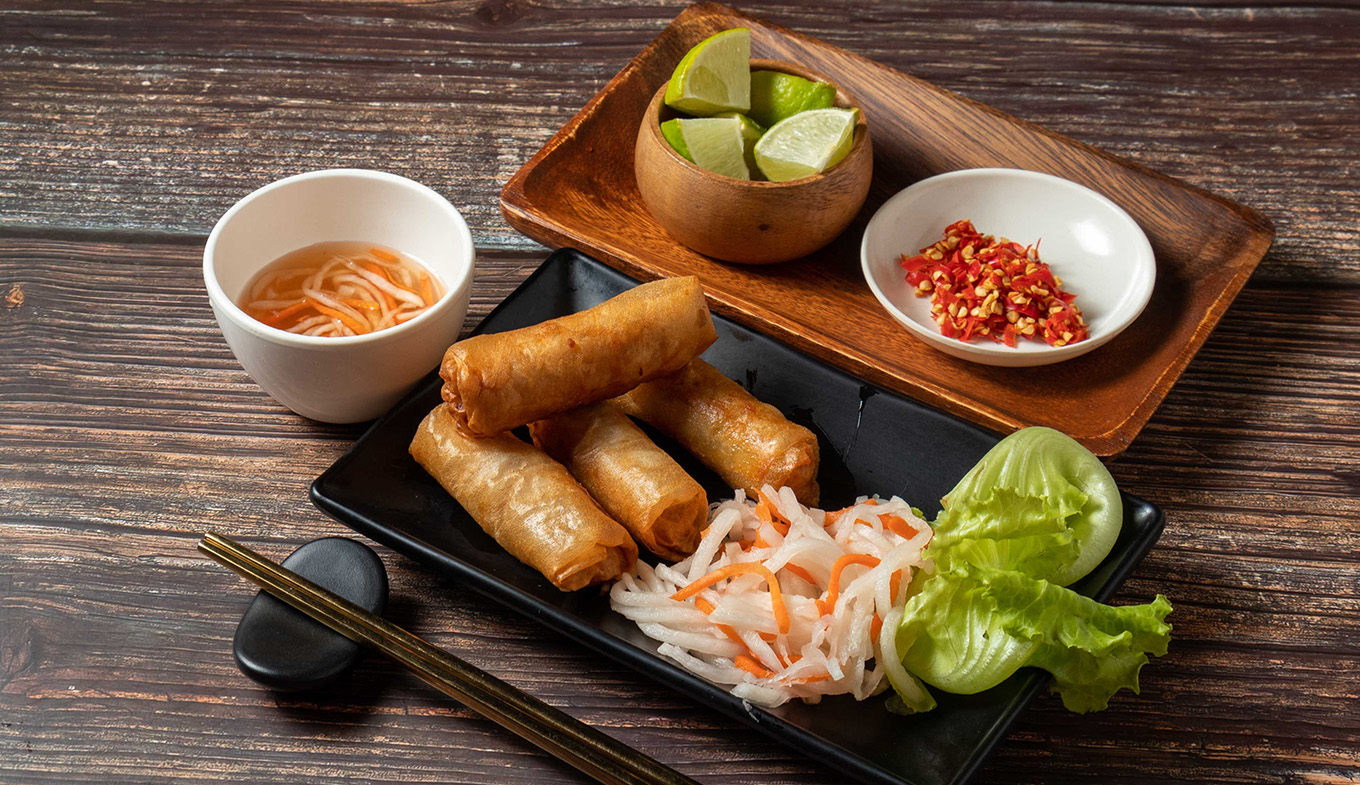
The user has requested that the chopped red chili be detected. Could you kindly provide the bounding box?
[901,220,1089,348]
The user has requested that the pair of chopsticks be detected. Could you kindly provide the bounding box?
[199,532,698,785]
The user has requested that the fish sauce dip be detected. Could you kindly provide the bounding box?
[238,241,444,337]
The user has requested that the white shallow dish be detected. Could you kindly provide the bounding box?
[860,168,1155,367]
[204,169,474,423]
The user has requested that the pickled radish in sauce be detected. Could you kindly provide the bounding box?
[239,241,443,337]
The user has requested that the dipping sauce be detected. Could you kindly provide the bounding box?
[239,241,443,337]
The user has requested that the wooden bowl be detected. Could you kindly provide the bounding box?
[634,59,873,265]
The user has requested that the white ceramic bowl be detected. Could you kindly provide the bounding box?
[861,168,1155,367]
[204,169,474,423]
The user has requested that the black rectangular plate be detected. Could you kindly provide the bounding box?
[311,248,1166,785]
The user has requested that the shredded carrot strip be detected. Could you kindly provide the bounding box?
[816,554,881,616]
[695,596,747,648]
[369,247,399,263]
[782,563,818,586]
[418,272,434,306]
[758,631,777,642]
[672,563,790,634]
[870,613,883,640]
[880,513,919,540]
[310,302,368,334]
[260,300,312,327]
[361,262,391,281]
[734,654,773,678]
[797,673,833,684]
[890,569,903,602]
[824,498,879,528]
[756,490,791,536]
[340,298,380,313]
[754,498,773,526]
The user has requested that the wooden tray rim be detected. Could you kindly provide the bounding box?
[499,1,1276,456]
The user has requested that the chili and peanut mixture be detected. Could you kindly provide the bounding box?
[901,219,1089,348]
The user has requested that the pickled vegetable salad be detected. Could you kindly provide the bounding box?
[612,488,932,707]
[614,427,1171,714]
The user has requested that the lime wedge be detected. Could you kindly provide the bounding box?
[664,28,751,116]
[753,107,858,182]
[659,116,751,180]
[748,70,836,128]
[660,119,692,160]
[715,112,765,178]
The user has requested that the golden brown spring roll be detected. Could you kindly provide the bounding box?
[410,405,637,591]
[530,402,708,561]
[616,358,821,506]
[440,276,718,437]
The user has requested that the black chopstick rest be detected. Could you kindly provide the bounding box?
[232,537,388,692]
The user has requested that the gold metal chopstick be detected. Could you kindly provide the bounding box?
[198,532,698,785]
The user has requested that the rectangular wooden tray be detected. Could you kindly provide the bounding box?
[499,2,1274,455]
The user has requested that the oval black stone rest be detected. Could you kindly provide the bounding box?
[233,537,388,692]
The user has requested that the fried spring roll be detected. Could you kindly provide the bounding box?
[410,405,637,591]
[440,276,718,437]
[530,403,708,561]
[616,359,821,506]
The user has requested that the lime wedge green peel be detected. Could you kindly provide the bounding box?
[747,70,836,128]
[659,117,751,180]
[664,28,751,115]
[660,120,693,161]
[754,107,859,182]
[715,112,764,177]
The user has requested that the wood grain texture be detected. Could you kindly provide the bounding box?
[2,236,1358,785]
[1,0,1357,283]
[502,2,1273,456]
[2,1,1358,783]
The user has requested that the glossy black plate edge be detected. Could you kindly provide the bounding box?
[311,483,1164,785]
[948,496,1165,785]
[310,248,1169,785]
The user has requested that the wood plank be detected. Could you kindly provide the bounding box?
[1,1,1357,283]
[1,235,1357,783]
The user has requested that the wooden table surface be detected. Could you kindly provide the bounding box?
[2,2,1357,783]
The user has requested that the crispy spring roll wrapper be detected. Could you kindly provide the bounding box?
[530,403,708,561]
[410,405,637,591]
[616,359,821,506]
[440,275,718,437]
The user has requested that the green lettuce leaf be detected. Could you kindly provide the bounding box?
[895,561,1172,713]
[932,427,1122,586]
